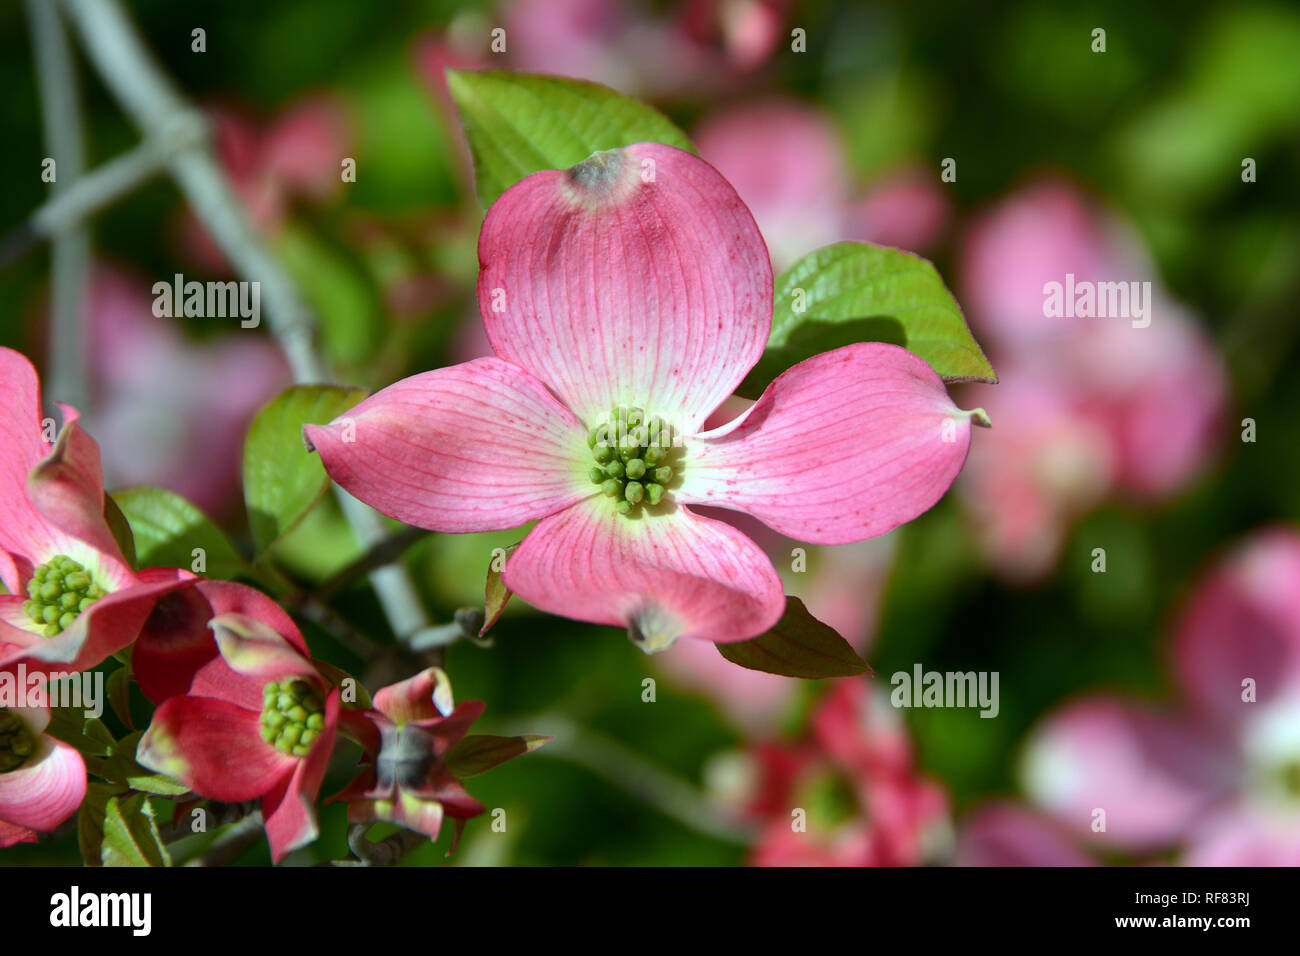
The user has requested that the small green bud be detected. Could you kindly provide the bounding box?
[605,460,624,479]
[625,482,645,505]
[653,466,674,484]
[625,459,646,480]
[646,483,665,505]
[601,478,621,497]
[589,466,607,484]
[614,500,633,515]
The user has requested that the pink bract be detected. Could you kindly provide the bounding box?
[0,348,194,678]
[0,705,87,847]
[306,143,980,651]
[1022,527,1300,865]
[137,601,340,864]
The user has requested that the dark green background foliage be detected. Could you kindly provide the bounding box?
[2,0,1298,865]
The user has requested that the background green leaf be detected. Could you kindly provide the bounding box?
[112,487,247,580]
[738,242,997,398]
[243,385,368,556]
[446,69,694,208]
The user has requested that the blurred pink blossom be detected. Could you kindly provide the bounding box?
[423,0,783,104]
[744,680,951,866]
[952,802,1095,866]
[1020,527,1300,865]
[653,396,896,730]
[696,100,949,269]
[179,97,350,272]
[958,179,1226,580]
[86,268,290,515]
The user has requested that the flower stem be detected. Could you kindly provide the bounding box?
[26,0,89,413]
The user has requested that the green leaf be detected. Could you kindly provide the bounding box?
[77,781,123,867]
[107,665,133,730]
[101,794,172,867]
[103,731,191,797]
[446,69,695,208]
[481,543,518,637]
[715,597,873,679]
[446,734,549,778]
[102,493,137,568]
[738,242,997,398]
[274,227,383,366]
[244,385,368,556]
[113,487,247,580]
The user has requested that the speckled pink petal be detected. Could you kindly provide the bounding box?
[680,343,978,545]
[477,142,772,432]
[305,357,592,533]
[503,497,784,651]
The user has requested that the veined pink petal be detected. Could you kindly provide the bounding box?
[0,348,50,507]
[262,690,338,864]
[210,612,317,687]
[0,819,37,847]
[27,421,130,569]
[0,725,86,832]
[1,573,192,678]
[373,667,456,725]
[0,348,73,565]
[134,579,305,704]
[504,496,784,650]
[305,358,591,533]
[477,142,772,432]
[138,695,295,802]
[680,343,978,545]
[1022,698,1237,851]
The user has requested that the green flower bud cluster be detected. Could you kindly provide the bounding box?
[0,709,35,774]
[23,555,106,637]
[587,406,680,516]
[260,679,326,757]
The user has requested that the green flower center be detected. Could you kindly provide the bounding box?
[259,679,326,757]
[0,709,36,774]
[23,555,106,637]
[587,406,682,517]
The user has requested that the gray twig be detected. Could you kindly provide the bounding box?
[55,0,436,648]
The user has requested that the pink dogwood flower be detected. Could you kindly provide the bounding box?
[743,680,950,866]
[331,668,487,843]
[306,143,982,651]
[957,179,1225,580]
[0,348,192,677]
[0,704,87,847]
[696,100,949,269]
[1021,527,1300,865]
[137,599,340,863]
[179,97,350,272]
[952,802,1094,867]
